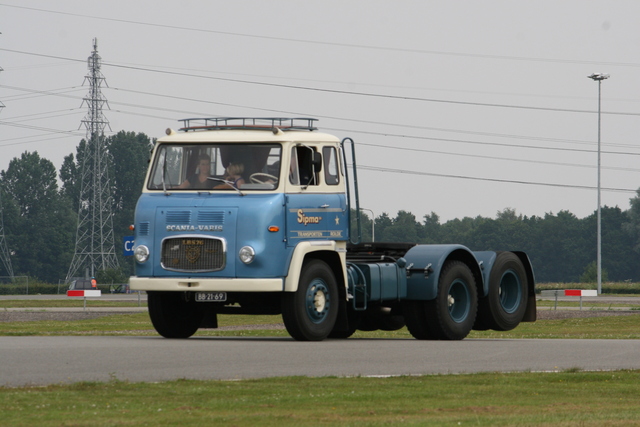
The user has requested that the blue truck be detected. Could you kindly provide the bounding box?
[129,118,536,341]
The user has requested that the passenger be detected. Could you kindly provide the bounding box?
[214,163,246,189]
[176,154,213,189]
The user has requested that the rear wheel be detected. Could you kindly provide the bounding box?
[476,252,528,331]
[404,300,438,339]
[406,260,477,340]
[148,291,203,338]
[282,260,339,341]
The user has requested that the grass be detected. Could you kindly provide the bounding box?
[2,371,640,426]
[2,307,640,339]
[0,299,146,308]
[469,315,640,339]
[0,312,286,336]
[535,300,638,309]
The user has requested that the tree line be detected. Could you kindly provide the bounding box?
[355,203,640,283]
[1,130,639,284]
[0,131,152,284]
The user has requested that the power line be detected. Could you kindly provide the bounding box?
[4,47,640,117]
[105,89,640,159]
[3,3,640,68]
[7,82,638,171]
[0,119,84,136]
[357,164,637,193]
[0,108,82,122]
[0,132,84,149]
[108,85,636,150]
[0,84,85,102]
[104,61,640,116]
[3,79,639,168]
[353,141,640,173]
[327,127,640,157]
[2,50,638,183]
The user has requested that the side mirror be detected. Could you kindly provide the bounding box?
[312,152,322,172]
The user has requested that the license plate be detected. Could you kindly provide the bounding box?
[195,292,227,302]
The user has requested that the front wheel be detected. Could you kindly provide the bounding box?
[282,260,339,341]
[148,291,203,338]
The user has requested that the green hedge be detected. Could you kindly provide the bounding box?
[536,282,640,294]
[0,282,61,295]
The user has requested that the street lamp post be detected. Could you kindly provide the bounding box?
[359,208,375,242]
[588,73,609,296]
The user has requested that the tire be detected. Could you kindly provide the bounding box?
[476,252,528,331]
[428,261,478,340]
[404,300,438,340]
[357,307,405,332]
[328,308,360,339]
[405,261,478,340]
[377,310,406,331]
[282,260,339,341]
[148,291,204,338]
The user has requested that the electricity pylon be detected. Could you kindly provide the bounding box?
[66,38,119,281]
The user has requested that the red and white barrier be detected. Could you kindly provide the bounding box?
[540,289,598,310]
[67,290,101,297]
[562,289,598,297]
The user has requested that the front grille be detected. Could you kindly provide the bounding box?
[161,236,226,272]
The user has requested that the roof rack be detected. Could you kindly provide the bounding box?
[179,117,318,132]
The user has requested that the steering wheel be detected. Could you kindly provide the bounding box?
[250,173,278,184]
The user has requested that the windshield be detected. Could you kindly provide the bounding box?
[148,143,282,191]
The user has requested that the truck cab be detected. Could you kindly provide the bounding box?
[130,118,351,340]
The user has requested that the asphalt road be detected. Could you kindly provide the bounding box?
[2,336,640,387]
[2,293,639,387]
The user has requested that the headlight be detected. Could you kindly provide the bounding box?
[133,245,150,263]
[238,246,255,264]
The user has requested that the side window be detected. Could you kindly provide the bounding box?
[290,146,319,186]
[289,147,300,185]
[323,146,339,185]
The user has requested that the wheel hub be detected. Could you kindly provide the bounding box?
[500,269,522,314]
[305,280,330,324]
[313,286,327,312]
[448,279,470,323]
[447,295,455,307]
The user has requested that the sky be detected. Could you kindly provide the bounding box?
[1,1,639,223]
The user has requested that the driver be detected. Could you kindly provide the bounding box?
[176,154,214,189]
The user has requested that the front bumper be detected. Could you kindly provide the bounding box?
[129,276,284,292]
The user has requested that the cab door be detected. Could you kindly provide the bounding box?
[285,144,347,246]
